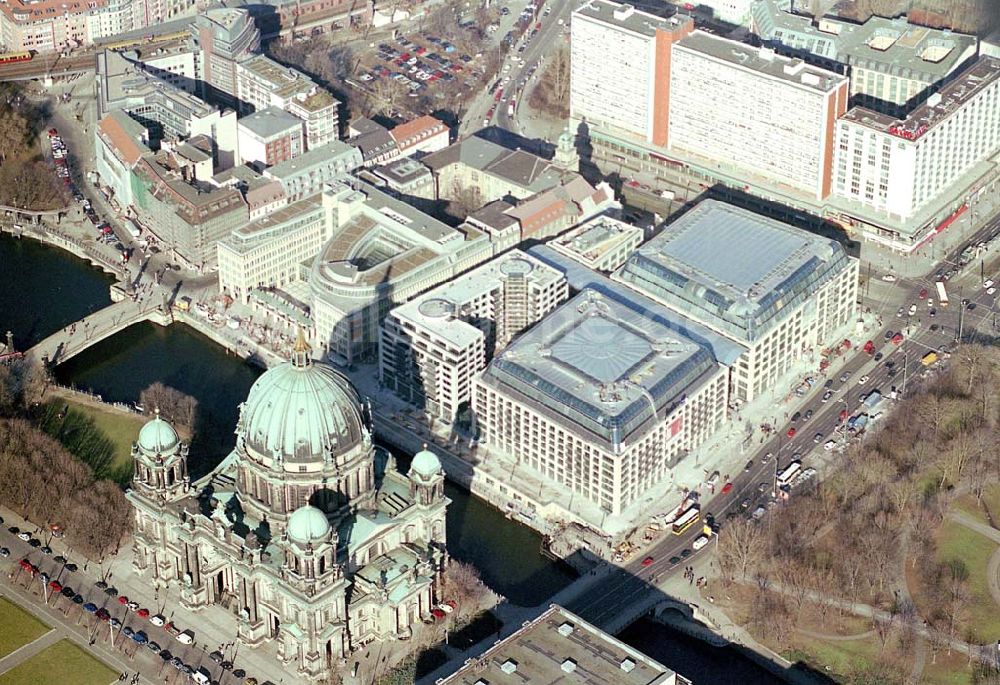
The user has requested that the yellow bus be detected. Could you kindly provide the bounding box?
[671,506,700,535]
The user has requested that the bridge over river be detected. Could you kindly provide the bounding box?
[26,298,167,366]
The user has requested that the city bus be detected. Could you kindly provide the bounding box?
[671,505,700,536]
[935,281,948,307]
[776,461,802,488]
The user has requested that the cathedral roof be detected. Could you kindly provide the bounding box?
[239,337,368,464]
[287,505,331,544]
[410,447,442,478]
[137,414,179,454]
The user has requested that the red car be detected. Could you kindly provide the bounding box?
[137,608,150,619]
[786,427,797,438]
[721,482,734,495]
[48,128,58,137]
[431,608,446,620]
[48,580,62,591]
[96,608,110,621]
[118,595,129,605]
[641,556,654,567]
[839,409,848,422]
[891,333,903,345]
[918,288,928,300]
[863,340,875,354]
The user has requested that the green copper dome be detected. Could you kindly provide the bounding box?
[410,447,442,478]
[137,415,179,454]
[287,505,331,544]
[240,344,368,464]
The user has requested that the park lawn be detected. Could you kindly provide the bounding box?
[920,652,974,685]
[934,520,1000,642]
[953,485,1000,527]
[0,598,49,659]
[784,634,883,681]
[46,396,144,473]
[0,639,116,685]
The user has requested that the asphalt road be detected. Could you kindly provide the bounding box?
[566,210,1000,628]
[461,0,575,136]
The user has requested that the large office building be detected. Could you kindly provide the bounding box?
[262,141,363,203]
[571,0,849,201]
[308,180,494,364]
[570,1,692,148]
[380,251,567,422]
[614,200,858,402]
[667,32,849,200]
[832,57,1000,248]
[190,9,261,107]
[128,341,448,680]
[437,605,691,685]
[473,281,734,516]
[751,0,979,115]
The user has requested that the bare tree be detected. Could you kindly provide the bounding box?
[139,382,198,433]
[717,518,764,583]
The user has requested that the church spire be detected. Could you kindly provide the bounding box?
[291,328,312,368]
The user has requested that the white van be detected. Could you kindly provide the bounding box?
[176,630,194,645]
[191,669,211,685]
[692,534,711,551]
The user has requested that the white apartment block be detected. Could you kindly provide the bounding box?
[473,287,733,516]
[380,251,567,422]
[668,33,849,200]
[570,1,691,146]
[697,0,754,26]
[235,55,340,150]
[217,193,333,302]
[833,57,1000,224]
[548,214,644,272]
[615,200,859,403]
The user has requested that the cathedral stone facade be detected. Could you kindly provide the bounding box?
[126,337,448,679]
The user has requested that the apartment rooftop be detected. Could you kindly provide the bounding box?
[238,106,303,139]
[436,605,686,685]
[225,194,323,250]
[549,214,643,265]
[841,56,1000,139]
[98,50,218,120]
[262,140,362,181]
[614,199,854,343]
[239,55,337,107]
[391,250,564,348]
[752,0,978,79]
[573,0,690,38]
[676,30,847,92]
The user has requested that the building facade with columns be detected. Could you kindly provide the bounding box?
[126,338,449,680]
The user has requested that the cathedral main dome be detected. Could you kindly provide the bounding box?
[239,336,368,465]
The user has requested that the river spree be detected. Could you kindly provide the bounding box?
[0,233,113,350]
[3,233,786,681]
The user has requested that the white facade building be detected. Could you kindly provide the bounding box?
[667,32,849,200]
[380,251,567,422]
[548,214,644,272]
[218,192,332,303]
[473,286,733,516]
[570,1,690,146]
[833,57,1000,226]
[614,200,859,403]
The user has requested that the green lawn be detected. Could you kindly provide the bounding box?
[0,639,116,685]
[935,520,1000,642]
[37,395,144,484]
[0,598,50,659]
[785,635,882,682]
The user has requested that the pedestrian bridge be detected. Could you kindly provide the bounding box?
[27,299,166,366]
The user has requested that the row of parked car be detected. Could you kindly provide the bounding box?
[3,515,261,685]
